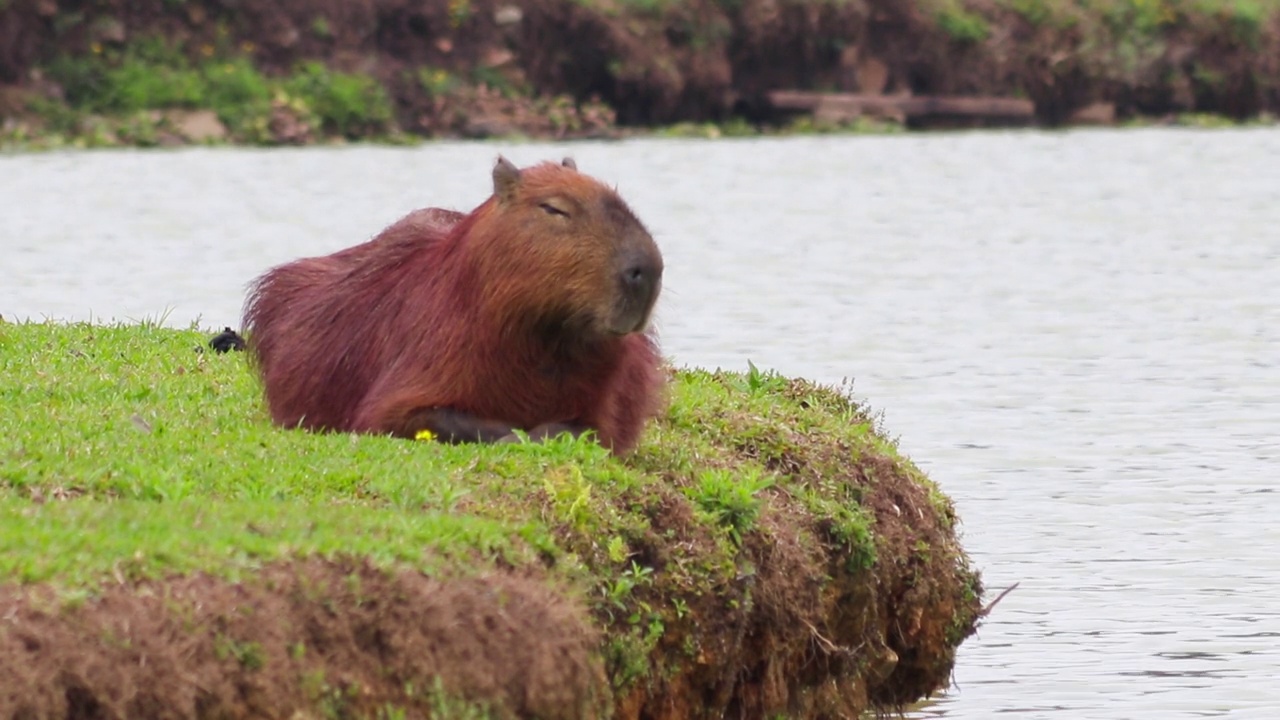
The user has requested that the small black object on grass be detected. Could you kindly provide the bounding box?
[209,327,246,353]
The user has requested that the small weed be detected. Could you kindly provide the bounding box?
[671,596,689,619]
[542,466,594,530]
[914,539,932,562]
[685,469,773,545]
[447,0,474,28]
[1005,0,1058,27]
[782,113,905,135]
[607,535,631,564]
[617,0,676,15]
[301,668,328,700]
[1172,111,1240,128]
[470,65,522,97]
[311,17,333,39]
[602,560,655,614]
[376,704,408,720]
[23,96,83,135]
[828,502,877,570]
[605,630,653,690]
[214,635,265,671]
[318,682,360,720]
[426,676,494,719]
[417,67,461,97]
[658,119,739,139]
[933,1,990,42]
[745,360,787,395]
[114,111,162,147]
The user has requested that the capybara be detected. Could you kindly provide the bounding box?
[242,156,665,454]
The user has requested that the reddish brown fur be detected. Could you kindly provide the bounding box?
[243,158,665,454]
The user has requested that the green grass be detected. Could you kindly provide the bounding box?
[0,320,899,587]
[0,321,556,586]
[0,318,915,613]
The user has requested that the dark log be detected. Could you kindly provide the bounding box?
[766,90,1036,124]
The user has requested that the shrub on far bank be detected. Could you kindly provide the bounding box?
[34,36,394,145]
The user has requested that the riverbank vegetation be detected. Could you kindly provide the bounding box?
[0,319,981,718]
[1,0,1278,149]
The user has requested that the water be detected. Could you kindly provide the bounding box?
[3,130,1279,718]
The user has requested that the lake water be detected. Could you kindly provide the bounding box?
[3,130,1278,719]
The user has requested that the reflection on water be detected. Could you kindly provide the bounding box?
[4,129,1280,718]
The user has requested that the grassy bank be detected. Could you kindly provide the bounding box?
[2,0,1278,150]
[0,320,981,718]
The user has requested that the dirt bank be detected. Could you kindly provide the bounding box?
[1,0,1277,146]
[1,561,608,719]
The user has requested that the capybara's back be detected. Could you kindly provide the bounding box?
[243,157,664,453]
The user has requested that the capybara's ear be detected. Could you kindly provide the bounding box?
[562,157,578,171]
[493,156,521,202]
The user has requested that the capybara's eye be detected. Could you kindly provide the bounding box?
[539,202,570,218]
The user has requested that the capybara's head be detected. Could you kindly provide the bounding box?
[470,156,663,338]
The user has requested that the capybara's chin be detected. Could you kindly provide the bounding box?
[242,155,666,454]
[606,263,662,335]
[605,290,660,336]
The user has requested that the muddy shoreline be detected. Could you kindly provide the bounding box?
[2,0,1278,148]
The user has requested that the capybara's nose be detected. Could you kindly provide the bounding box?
[621,261,659,302]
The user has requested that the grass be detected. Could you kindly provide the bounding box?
[0,319,979,714]
[0,321,619,588]
[0,320,893,586]
[0,321,540,585]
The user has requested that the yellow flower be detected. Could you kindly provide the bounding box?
[415,429,437,442]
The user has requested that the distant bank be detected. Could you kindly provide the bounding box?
[1,0,1277,148]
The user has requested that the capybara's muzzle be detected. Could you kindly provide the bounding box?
[611,250,663,334]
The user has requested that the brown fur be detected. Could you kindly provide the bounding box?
[243,157,665,454]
